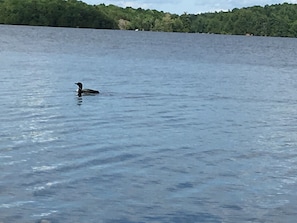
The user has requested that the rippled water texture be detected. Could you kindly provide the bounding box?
[1,25,297,222]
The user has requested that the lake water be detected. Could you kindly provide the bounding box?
[1,24,297,223]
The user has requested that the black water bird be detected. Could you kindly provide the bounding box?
[75,82,99,96]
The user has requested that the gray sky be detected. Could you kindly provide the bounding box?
[83,0,297,14]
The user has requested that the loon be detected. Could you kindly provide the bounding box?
[75,82,99,96]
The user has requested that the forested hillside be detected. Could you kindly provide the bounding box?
[0,0,117,28]
[1,0,297,37]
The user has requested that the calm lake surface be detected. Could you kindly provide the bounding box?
[1,24,297,223]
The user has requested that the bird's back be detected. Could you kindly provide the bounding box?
[82,89,99,94]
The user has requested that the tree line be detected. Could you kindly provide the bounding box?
[1,0,297,37]
[0,0,117,28]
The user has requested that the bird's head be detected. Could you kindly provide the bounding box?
[75,82,83,89]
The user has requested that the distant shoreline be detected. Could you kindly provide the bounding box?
[0,1,296,37]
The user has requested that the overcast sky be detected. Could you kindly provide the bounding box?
[83,0,297,14]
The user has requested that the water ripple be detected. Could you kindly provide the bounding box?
[1,25,297,222]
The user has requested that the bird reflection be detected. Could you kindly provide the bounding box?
[76,95,83,106]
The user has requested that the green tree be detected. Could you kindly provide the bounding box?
[1,1,297,36]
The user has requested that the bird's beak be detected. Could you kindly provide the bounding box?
[75,83,78,85]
